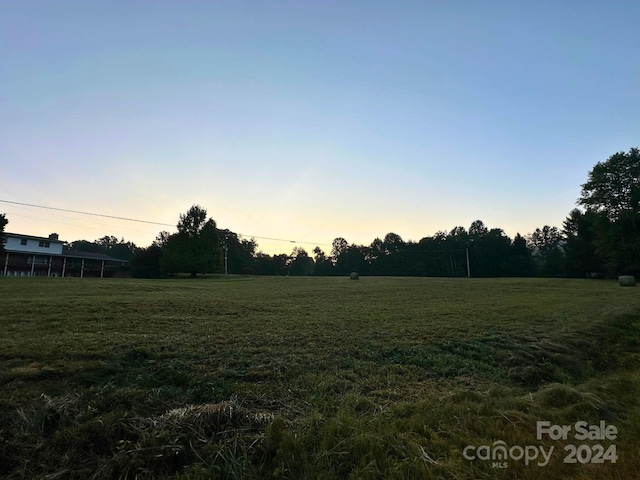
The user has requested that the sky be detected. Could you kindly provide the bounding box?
[1,1,639,254]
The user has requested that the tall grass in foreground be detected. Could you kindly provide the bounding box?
[0,276,639,479]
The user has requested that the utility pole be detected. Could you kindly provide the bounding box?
[224,244,228,274]
[466,247,471,278]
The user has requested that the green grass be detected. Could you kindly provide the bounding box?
[1,276,639,479]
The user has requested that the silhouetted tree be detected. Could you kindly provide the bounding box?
[252,252,278,275]
[95,235,137,261]
[449,226,469,245]
[563,209,604,277]
[466,222,512,277]
[369,233,408,275]
[313,247,333,275]
[382,232,404,254]
[582,210,640,276]
[69,240,106,254]
[579,148,640,221]
[577,147,640,275]
[219,229,257,274]
[161,205,223,277]
[478,228,513,277]
[288,247,315,275]
[95,235,119,250]
[331,237,349,263]
[528,226,565,276]
[153,231,171,248]
[508,233,535,276]
[130,245,163,278]
[368,238,385,275]
[469,220,489,238]
[272,253,290,275]
[336,244,369,275]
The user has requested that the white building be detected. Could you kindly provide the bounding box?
[2,232,127,277]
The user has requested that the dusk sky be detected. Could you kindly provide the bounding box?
[2,1,638,254]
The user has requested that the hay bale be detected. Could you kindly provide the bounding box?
[154,402,274,432]
[349,272,359,280]
[618,275,636,286]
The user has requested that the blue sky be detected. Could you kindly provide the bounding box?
[2,1,638,254]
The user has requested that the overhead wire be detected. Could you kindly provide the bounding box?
[0,199,330,246]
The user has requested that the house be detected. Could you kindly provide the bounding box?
[1,232,128,278]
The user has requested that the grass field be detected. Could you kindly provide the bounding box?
[1,276,639,479]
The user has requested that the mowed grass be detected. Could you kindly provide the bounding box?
[1,276,639,479]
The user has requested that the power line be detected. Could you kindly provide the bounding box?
[0,199,174,227]
[0,199,329,246]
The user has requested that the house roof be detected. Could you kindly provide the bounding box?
[61,248,128,263]
[2,233,127,263]
[4,232,64,243]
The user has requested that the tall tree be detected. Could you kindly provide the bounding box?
[331,237,349,262]
[528,226,565,276]
[577,147,640,276]
[416,235,451,277]
[288,247,315,276]
[467,223,512,277]
[335,244,369,275]
[529,226,562,257]
[508,233,535,277]
[382,232,404,254]
[448,226,469,246]
[219,229,257,274]
[368,238,384,274]
[469,220,488,239]
[153,231,171,248]
[562,209,604,277]
[379,233,407,275]
[161,205,223,277]
[579,148,640,220]
[313,247,333,275]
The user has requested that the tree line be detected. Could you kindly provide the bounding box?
[2,148,638,279]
